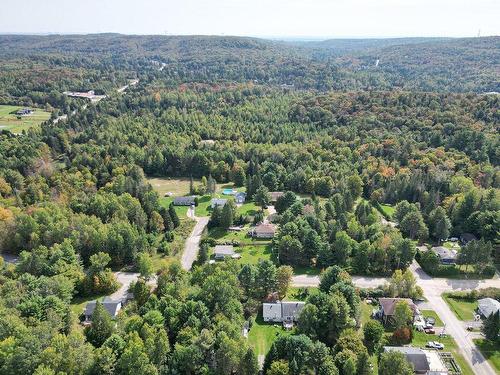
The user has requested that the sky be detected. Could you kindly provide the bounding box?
[1,0,499,38]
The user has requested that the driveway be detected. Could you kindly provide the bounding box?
[292,274,389,289]
[181,206,209,271]
[111,271,140,301]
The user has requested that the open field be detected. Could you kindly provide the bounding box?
[148,177,195,197]
[237,244,272,264]
[0,105,51,133]
[474,339,500,372]
[442,294,478,321]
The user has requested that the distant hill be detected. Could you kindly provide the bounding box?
[0,34,498,93]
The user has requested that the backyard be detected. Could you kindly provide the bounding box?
[247,316,294,357]
[0,105,51,133]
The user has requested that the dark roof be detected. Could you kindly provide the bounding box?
[173,196,196,205]
[379,298,418,316]
[460,233,477,243]
[281,301,305,319]
[384,346,429,372]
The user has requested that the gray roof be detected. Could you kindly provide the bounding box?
[432,246,457,260]
[253,223,276,235]
[235,192,246,198]
[173,196,196,205]
[478,298,500,318]
[212,198,227,206]
[214,245,235,256]
[263,303,282,320]
[384,346,429,372]
[270,192,284,201]
[281,301,305,319]
[85,297,122,318]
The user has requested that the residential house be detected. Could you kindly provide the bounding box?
[250,223,277,239]
[432,246,458,265]
[383,346,448,374]
[211,198,227,208]
[16,108,33,116]
[460,233,477,245]
[269,191,284,203]
[84,297,122,321]
[478,298,500,318]
[262,301,305,327]
[235,192,247,204]
[214,245,239,260]
[378,298,419,325]
[173,196,196,206]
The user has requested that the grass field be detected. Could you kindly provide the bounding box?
[148,177,195,197]
[442,294,478,321]
[474,339,500,372]
[247,316,293,356]
[379,204,395,218]
[0,105,51,133]
[237,244,273,264]
[420,310,444,326]
[284,287,318,302]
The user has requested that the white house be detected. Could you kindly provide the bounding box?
[262,301,305,324]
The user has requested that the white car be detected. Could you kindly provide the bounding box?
[426,341,444,350]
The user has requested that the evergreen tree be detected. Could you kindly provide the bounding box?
[220,202,235,229]
[168,203,180,228]
[482,310,500,342]
[85,301,114,347]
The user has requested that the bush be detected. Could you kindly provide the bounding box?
[391,327,412,345]
[481,264,496,278]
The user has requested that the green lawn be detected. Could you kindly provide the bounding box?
[237,202,260,216]
[237,244,272,264]
[292,265,321,276]
[248,316,293,356]
[420,310,444,326]
[283,287,318,302]
[195,195,214,216]
[159,196,189,217]
[379,204,395,218]
[0,105,51,133]
[442,294,478,321]
[474,339,500,372]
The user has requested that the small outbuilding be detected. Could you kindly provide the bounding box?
[269,191,284,203]
[460,233,477,245]
[478,298,500,318]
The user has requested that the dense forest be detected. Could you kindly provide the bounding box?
[0,34,499,375]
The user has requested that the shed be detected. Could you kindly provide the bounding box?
[478,298,500,318]
[269,191,284,203]
[460,233,477,245]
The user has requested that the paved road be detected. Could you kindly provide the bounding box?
[181,206,209,270]
[292,274,389,288]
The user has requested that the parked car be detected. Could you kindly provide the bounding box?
[426,341,444,350]
[424,328,435,334]
[425,317,436,325]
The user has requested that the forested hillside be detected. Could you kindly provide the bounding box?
[0,34,498,375]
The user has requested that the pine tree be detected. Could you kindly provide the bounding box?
[85,301,114,347]
[482,310,500,341]
[220,202,234,229]
[168,203,180,228]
